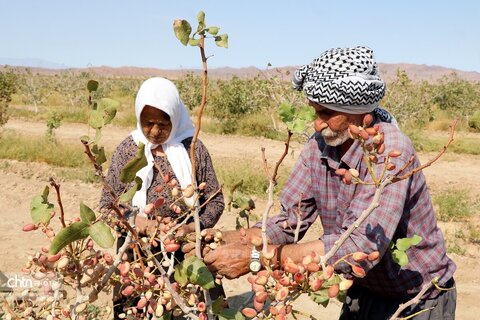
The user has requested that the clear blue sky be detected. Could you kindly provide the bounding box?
[1,0,479,71]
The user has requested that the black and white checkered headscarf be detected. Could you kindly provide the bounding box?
[293,46,386,115]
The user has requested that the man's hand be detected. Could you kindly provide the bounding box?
[203,242,251,279]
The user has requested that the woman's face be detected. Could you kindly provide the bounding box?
[140,105,173,144]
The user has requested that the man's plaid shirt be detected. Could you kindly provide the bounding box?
[261,121,455,299]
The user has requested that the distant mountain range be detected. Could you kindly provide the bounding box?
[0,58,68,69]
[1,58,480,83]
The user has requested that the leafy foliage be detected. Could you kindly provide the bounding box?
[30,186,54,225]
[433,73,480,117]
[89,221,115,248]
[174,72,203,111]
[468,109,480,131]
[119,142,147,183]
[390,235,422,267]
[173,11,228,48]
[381,69,434,129]
[174,256,215,289]
[0,68,17,126]
[45,111,62,142]
[278,102,316,133]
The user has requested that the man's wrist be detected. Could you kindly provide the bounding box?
[249,246,262,273]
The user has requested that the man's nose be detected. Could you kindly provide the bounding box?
[314,118,328,132]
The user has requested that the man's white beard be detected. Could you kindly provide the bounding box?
[321,128,350,146]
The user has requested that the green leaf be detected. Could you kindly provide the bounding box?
[80,135,90,143]
[174,262,189,287]
[89,221,115,249]
[236,195,255,211]
[249,214,260,222]
[119,177,143,203]
[389,240,395,250]
[89,98,118,129]
[158,312,171,320]
[288,118,307,133]
[214,34,229,48]
[396,235,423,251]
[174,256,215,289]
[94,129,102,144]
[206,26,219,35]
[336,290,347,303]
[49,222,90,254]
[30,186,54,225]
[297,105,317,121]
[98,98,118,125]
[392,249,409,267]
[212,297,226,314]
[89,112,104,129]
[173,19,192,46]
[87,80,99,92]
[80,202,96,224]
[218,309,245,320]
[235,217,246,230]
[197,11,206,32]
[188,38,201,47]
[238,210,248,218]
[278,103,295,123]
[309,289,330,307]
[120,143,148,183]
[92,144,107,166]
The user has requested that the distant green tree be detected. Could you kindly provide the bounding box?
[17,68,52,113]
[433,72,480,117]
[210,76,265,118]
[46,111,62,143]
[381,69,434,128]
[53,70,91,108]
[175,72,203,110]
[0,68,17,127]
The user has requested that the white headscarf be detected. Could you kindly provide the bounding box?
[130,77,195,216]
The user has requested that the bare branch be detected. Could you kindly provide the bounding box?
[322,176,392,264]
[49,178,66,228]
[389,281,433,320]
[261,131,293,254]
[272,130,293,184]
[394,118,458,182]
[293,193,303,244]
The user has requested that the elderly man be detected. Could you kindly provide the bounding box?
[202,46,456,319]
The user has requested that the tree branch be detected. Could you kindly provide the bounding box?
[389,281,433,320]
[394,118,458,182]
[49,178,66,228]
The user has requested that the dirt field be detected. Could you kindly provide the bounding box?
[1,119,479,319]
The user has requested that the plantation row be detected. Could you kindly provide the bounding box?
[1,67,480,138]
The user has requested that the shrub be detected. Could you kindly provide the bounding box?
[468,110,480,131]
[433,73,480,117]
[175,72,203,111]
[208,76,268,123]
[381,69,434,129]
[433,188,474,222]
[0,68,17,127]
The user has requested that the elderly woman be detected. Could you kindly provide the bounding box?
[99,77,224,318]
